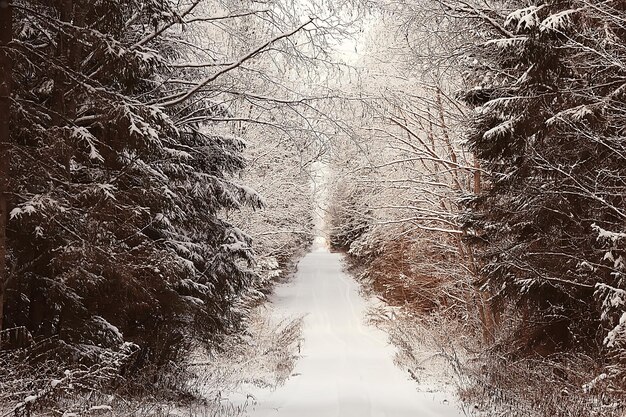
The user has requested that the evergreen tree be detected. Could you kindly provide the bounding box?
[462,0,626,366]
[2,0,269,368]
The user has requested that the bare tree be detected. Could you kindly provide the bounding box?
[325,3,497,339]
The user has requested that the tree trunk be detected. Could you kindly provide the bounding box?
[473,155,481,194]
[470,155,497,343]
[0,0,13,338]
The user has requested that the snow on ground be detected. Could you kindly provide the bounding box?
[228,237,467,417]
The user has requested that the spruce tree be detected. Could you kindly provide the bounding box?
[462,0,626,361]
[3,0,264,368]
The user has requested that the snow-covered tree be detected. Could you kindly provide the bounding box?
[460,0,626,382]
[231,128,314,288]
[324,3,493,331]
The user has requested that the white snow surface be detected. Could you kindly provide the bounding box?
[234,238,465,417]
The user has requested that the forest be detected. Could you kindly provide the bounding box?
[0,1,624,416]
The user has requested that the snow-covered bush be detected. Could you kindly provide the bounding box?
[0,336,138,417]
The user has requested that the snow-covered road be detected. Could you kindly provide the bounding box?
[243,240,466,417]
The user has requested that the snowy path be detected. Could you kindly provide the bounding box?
[241,240,466,417]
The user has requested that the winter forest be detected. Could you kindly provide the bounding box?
[0,0,625,416]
